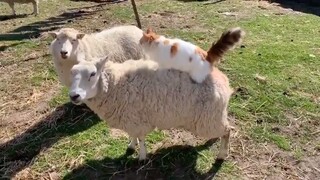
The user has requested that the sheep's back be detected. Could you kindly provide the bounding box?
[88,60,232,139]
[85,25,145,63]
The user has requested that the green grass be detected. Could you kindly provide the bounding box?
[49,87,69,107]
[251,127,291,151]
[1,0,320,179]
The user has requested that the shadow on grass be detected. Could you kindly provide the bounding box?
[0,14,28,21]
[271,0,320,16]
[0,42,25,52]
[175,0,210,2]
[0,102,100,179]
[0,4,105,41]
[175,0,226,3]
[71,0,128,3]
[64,139,224,179]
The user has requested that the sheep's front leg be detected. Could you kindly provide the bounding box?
[8,2,16,16]
[216,131,230,160]
[32,0,39,15]
[138,137,147,161]
[128,137,138,150]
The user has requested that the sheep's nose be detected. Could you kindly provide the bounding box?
[70,94,80,101]
[60,51,68,55]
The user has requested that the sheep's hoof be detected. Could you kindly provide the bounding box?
[138,154,148,163]
[31,12,38,16]
[215,158,225,162]
[216,152,228,160]
[125,147,135,156]
[138,158,148,165]
[213,158,225,168]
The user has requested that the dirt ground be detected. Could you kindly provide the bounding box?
[0,0,319,179]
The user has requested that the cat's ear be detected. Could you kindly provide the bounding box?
[143,32,148,37]
[146,27,153,34]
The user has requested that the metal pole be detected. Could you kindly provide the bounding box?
[130,0,142,29]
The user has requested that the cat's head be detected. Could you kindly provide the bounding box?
[139,28,161,48]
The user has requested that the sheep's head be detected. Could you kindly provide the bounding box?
[49,28,85,60]
[69,56,108,105]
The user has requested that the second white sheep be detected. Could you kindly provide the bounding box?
[48,25,145,87]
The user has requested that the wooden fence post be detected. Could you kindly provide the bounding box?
[130,0,142,29]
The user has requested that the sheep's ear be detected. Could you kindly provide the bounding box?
[95,56,108,72]
[76,33,85,39]
[48,32,58,38]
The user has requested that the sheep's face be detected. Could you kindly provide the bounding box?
[49,29,85,60]
[69,57,108,105]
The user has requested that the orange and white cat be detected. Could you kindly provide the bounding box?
[139,27,244,83]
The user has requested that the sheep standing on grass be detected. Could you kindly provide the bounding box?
[0,0,39,16]
[48,25,145,87]
[67,27,244,161]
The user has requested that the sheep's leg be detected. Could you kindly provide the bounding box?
[128,137,138,149]
[8,2,16,16]
[216,131,230,160]
[32,0,39,15]
[138,137,147,161]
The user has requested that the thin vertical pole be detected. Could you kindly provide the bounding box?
[130,0,142,29]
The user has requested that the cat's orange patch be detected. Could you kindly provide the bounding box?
[170,43,179,57]
[163,39,170,45]
[140,32,160,45]
[195,46,208,61]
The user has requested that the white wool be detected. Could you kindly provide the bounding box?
[0,0,39,15]
[49,25,145,87]
[69,58,234,160]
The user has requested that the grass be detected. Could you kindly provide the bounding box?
[251,127,291,151]
[0,0,320,179]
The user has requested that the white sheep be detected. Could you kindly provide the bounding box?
[68,58,233,161]
[67,27,242,161]
[48,25,145,87]
[0,0,39,16]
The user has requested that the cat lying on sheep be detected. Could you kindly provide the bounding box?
[139,27,244,83]
[67,27,241,161]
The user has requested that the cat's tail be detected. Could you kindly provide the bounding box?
[206,27,245,65]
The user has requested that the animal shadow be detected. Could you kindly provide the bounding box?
[175,0,226,4]
[0,102,100,178]
[71,0,128,3]
[64,139,225,179]
[271,0,320,16]
[0,4,104,41]
[0,14,28,21]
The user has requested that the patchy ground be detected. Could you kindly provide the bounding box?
[0,0,319,179]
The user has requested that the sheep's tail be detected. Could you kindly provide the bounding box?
[206,27,245,65]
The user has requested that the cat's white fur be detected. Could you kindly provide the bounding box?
[140,34,211,83]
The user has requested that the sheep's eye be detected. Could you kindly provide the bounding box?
[90,72,96,77]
